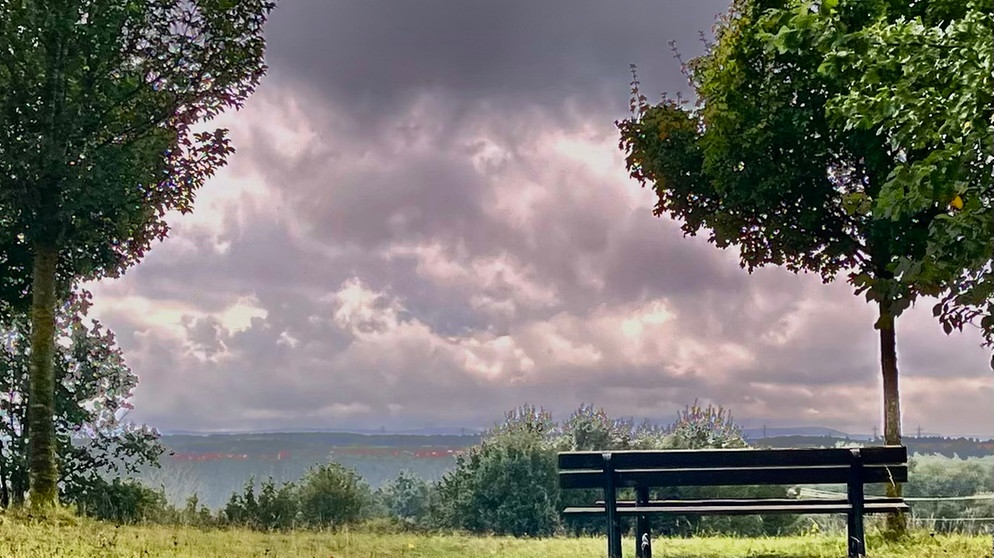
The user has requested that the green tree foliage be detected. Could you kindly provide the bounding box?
[906,455,994,533]
[223,477,299,531]
[375,470,433,527]
[662,401,747,450]
[800,0,993,365]
[648,402,792,537]
[432,403,759,537]
[617,8,991,528]
[0,0,274,508]
[174,493,216,527]
[296,463,369,528]
[0,292,161,508]
[220,465,369,531]
[555,403,669,452]
[70,476,166,524]
[553,404,671,534]
[432,405,561,536]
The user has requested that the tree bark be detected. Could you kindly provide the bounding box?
[0,439,9,508]
[878,301,907,538]
[27,244,59,509]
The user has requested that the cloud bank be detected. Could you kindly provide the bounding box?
[85,1,992,436]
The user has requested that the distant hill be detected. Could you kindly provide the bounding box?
[740,426,865,440]
[753,435,994,458]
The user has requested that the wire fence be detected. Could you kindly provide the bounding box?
[796,488,994,534]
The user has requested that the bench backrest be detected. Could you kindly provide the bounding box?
[558,446,907,490]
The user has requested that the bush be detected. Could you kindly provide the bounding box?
[554,404,669,534]
[554,403,669,452]
[297,463,369,528]
[906,454,994,534]
[175,493,217,527]
[655,402,795,536]
[375,470,432,526]
[431,405,561,536]
[662,401,747,449]
[257,478,299,530]
[223,477,298,530]
[68,476,166,524]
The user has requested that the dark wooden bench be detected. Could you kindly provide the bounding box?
[558,446,908,558]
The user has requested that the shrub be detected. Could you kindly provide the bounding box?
[223,477,298,530]
[555,404,669,534]
[297,462,369,528]
[554,403,668,452]
[176,493,217,527]
[431,405,561,536]
[256,478,299,530]
[658,402,794,536]
[663,401,747,449]
[906,454,994,533]
[69,476,166,524]
[375,470,432,526]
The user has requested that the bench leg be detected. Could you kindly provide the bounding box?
[846,449,867,558]
[603,454,622,558]
[846,511,866,558]
[604,518,621,558]
[636,487,651,558]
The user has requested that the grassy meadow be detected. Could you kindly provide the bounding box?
[0,513,990,558]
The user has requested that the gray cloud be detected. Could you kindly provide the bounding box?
[265,0,726,123]
[82,0,992,437]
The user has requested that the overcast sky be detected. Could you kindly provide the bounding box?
[86,0,992,436]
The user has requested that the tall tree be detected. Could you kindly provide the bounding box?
[0,292,161,508]
[0,0,274,508]
[618,0,991,534]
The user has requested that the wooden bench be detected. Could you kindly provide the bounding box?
[558,446,908,558]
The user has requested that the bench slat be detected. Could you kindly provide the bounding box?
[558,446,906,470]
[559,464,907,489]
[562,501,909,516]
[594,497,905,508]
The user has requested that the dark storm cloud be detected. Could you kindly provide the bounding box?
[265,0,726,122]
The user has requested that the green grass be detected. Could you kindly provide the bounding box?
[0,513,990,557]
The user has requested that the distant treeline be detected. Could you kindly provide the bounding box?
[754,436,994,458]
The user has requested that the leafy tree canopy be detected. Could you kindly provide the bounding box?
[0,0,274,507]
[617,3,991,495]
[618,6,989,535]
[0,0,273,296]
[793,0,993,360]
[620,0,991,360]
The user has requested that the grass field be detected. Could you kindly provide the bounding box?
[0,513,990,557]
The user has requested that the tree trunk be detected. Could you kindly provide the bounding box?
[878,301,907,538]
[27,244,59,509]
[0,439,9,508]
